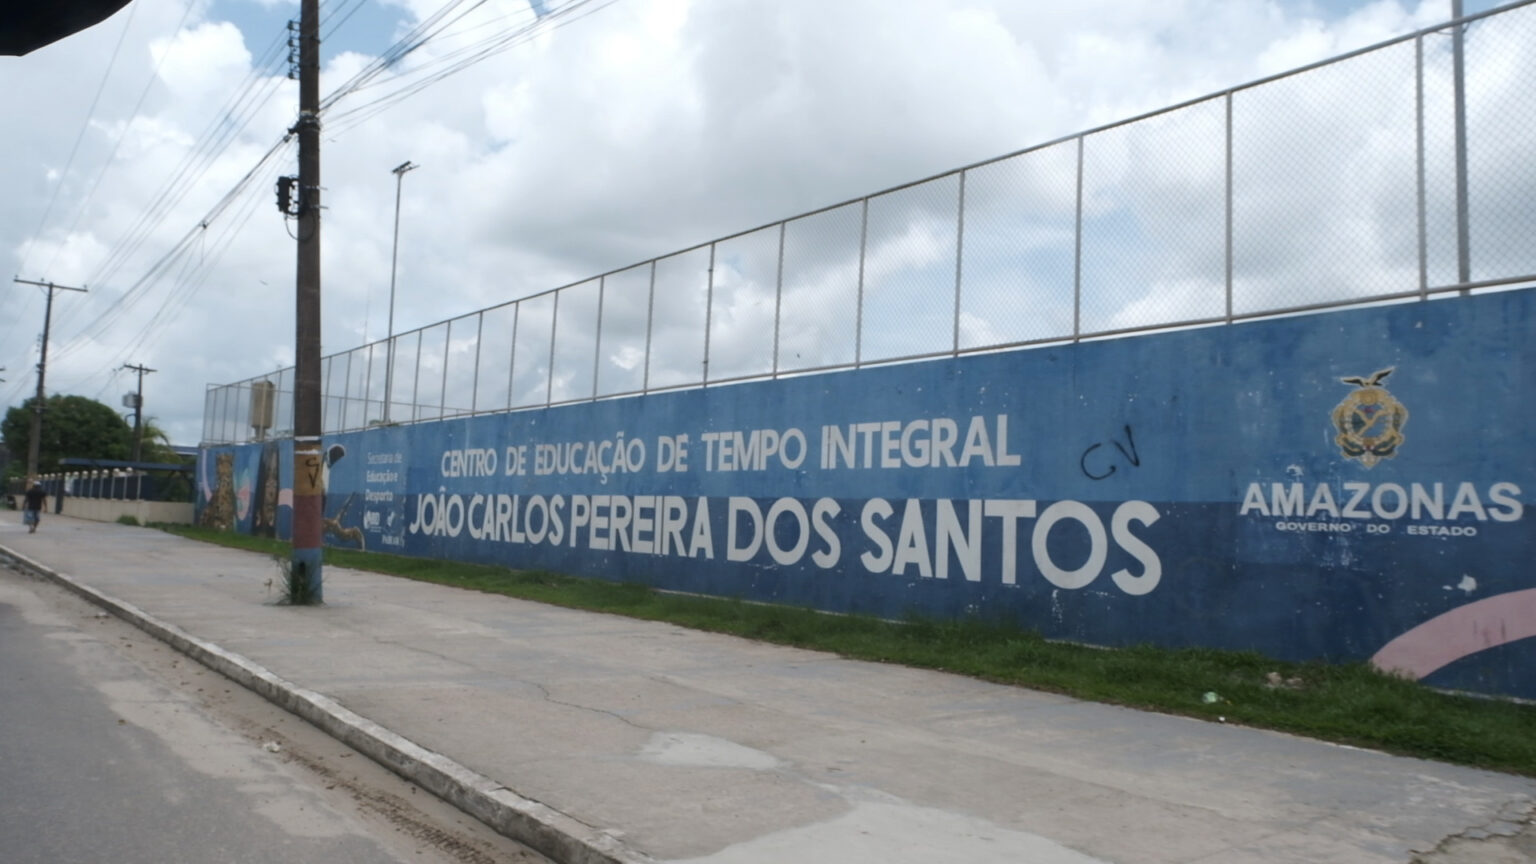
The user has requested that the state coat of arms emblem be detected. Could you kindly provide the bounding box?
[1331,367,1408,468]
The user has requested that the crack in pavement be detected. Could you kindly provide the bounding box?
[1414,799,1536,863]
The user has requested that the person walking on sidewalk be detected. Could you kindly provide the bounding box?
[22,482,46,533]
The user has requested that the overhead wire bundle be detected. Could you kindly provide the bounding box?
[3,0,293,403]
[11,0,618,408]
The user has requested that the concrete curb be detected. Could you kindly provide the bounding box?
[0,544,655,864]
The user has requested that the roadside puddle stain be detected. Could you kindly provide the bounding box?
[663,792,1110,864]
[638,731,783,771]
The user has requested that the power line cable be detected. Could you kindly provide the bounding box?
[322,0,371,39]
[330,2,541,100]
[50,135,297,364]
[70,0,377,327]
[90,365,124,402]
[318,0,484,112]
[36,0,623,400]
[5,8,297,391]
[122,158,279,361]
[68,0,520,328]
[17,0,143,280]
[1,2,143,365]
[6,0,485,397]
[63,0,484,352]
[44,0,203,280]
[325,0,617,134]
[47,35,295,360]
[54,159,280,397]
[83,27,290,289]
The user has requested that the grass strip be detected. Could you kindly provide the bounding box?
[157,523,1536,777]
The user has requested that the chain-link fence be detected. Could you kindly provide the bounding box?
[205,2,1536,445]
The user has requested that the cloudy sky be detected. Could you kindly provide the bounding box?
[0,0,1525,447]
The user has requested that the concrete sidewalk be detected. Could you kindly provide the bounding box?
[1,513,1531,864]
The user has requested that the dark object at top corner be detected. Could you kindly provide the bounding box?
[3,1,136,56]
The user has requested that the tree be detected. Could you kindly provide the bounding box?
[132,417,194,502]
[134,418,180,465]
[2,395,133,479]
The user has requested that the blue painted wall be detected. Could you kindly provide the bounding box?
[200,288,1535,698]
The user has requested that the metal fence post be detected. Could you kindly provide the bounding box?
[439,319,450,417]
[592,276,605,398]
[1451,0,1471,293]
[410,330,424,422]
[321,356,332,434]
[1225,93,1234,323]
[953,169,966,355]
[546,289,559,406]
[643,260,656,393]
[202,385,213,443]
[1415,34,1429,300]
[341,349,353,432]
[1073,135,1084,341]
[361,342,375,426]
[471,312,484,414]
[703,243,715,384]
[383,336,396,424]
[507,302,520,409]
[856,197,869,366]
[772,222,785,377]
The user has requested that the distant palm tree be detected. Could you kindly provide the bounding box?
[132,418,179,464]
[133,418,193,502]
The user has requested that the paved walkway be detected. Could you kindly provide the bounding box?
[1,513,1532,864]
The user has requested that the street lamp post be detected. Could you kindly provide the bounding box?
[382,159,418,424]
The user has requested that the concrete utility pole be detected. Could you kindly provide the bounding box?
[290,0,324,604]
[12,278,87,480]
[121,362,156,461]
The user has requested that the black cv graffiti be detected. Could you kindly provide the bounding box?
[1080,424,1140,480]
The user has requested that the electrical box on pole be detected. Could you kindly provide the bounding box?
[121,363,155,462]
[277,176,296,215]
[249,380,276,438]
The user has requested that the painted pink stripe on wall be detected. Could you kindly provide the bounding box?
[1372,589,1536,680]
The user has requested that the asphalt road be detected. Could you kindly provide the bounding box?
[0,566,548,864]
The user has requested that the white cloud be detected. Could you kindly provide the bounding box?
[0,0,1527,448]
[151,21,252,100]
